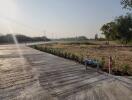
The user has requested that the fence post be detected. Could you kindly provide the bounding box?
[109,56,112,74]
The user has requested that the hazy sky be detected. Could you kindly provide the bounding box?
[0,0,128,38]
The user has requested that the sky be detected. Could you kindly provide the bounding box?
[0,0,129,38]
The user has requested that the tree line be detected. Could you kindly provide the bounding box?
[56,36,88,41]
[100,0,132,44]
[0,34,50,44]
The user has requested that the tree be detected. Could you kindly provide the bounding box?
[101,13,132,44]
[0,34,50,44]
[121,0,132,10]
[115,13,132,44]
[101,22,117,42]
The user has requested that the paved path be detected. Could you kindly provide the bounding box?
[0,45,132,100]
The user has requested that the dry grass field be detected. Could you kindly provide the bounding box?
[33,42,132,75]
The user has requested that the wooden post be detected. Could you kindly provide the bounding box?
[109,56,112,74]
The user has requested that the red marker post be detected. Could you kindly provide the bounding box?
[108,56,112,74]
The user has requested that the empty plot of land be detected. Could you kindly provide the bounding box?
[0,45,132,100]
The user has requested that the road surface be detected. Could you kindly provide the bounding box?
[0,45,132,100]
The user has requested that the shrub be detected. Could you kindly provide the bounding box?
[122,64,130,75]
[100,57,105,69]
[79,55,84,64]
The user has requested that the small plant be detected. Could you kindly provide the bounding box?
[100,57,105,69]
[74,55,79,62]
[64,52,68,58]
[67,52,72,59]
[71,54,75,60]
[79,54,84,64]
[59,51,64,57]
[122,64,130,75]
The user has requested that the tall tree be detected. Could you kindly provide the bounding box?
[101,22,117,41]
[101,13,132,44]
[115,13,132,44]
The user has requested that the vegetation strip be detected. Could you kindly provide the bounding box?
[31,44,132,76]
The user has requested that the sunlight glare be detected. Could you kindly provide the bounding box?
[0,0,17,19]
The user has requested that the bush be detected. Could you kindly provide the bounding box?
[100,57,105,69]
[122,64,130,75]
[79,55,84,64]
